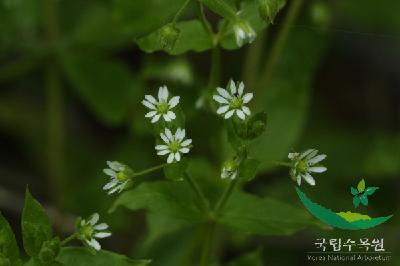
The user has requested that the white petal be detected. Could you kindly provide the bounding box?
[238,82,244,96]
[224,109,235,119]
[89,213,99,225]
[106,161,120,171]
[166,111,176,120]
[180,147,190,153]
[217,105,230,114]
[229,80,236,94]
[88,238,101,251]
[242,93,253,104]
[108,186,120,194]
[158,86,169,102]
[296,175,302,186]
[174,152,181,162]
[217,87,232,99]
[288,152,299,160]
[151,114,160,123]
[94,223,109,230]
[145,95,158,105]
[236,109,246,120]
[145,111,157,118]
[165,128,173,141]
[181,139,192,146]
[305,150,319,160]
[308,166,327,173]
[213,95,229,104]
[303,173,316,186]
[157,149,171,156]
[167,153,175,163]
[163,114,171,122]
[308,154,327,165]
[175,128,185,141]
[142,100,156,110]
[231,172,237,180]
[103,169,116,177]
[300,149,317,159]
[241,106,251,115]
[155,144,168,150]
[168,96,180,108]
[95,232,112,239]
[160,133,170,144]
[103,180,118,190]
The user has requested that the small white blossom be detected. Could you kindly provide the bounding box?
[156,128,192,164]
[233,20,256,47]
[142,85,180,123]
[221,160,238,180]
[76,213,111,251]
[213,80,253,120]
[103,161,131,195]
[289,149,327,186]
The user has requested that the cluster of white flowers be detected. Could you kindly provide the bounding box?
[76,213,111,251]
[288,149,327,186]
[103,161,131,194]
[213,80,253,120]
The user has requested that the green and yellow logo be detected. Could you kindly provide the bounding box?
[296,178,393,230]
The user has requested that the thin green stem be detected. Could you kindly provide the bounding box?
[173,0,191,23]
[198,2,215,39]
[184,172,209,211]
[274,161,292,167]
[214,177,239,215]
[43,0,64,207]
[60,233,77,246]
[133,163,167,177]
[200,222,216,266]
[208,47,221,90]
[258,0,304,90]
[242,30,266,89]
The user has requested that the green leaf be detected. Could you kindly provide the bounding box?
[113,0,188,37]
[228,248,263,266]
[56,247,150,266]
[217,190,321,235]
[353,196,360,208]
[59,51,140,126]
[238,158,260,181]
[365,187,379,196]
[0,212,20,265]
[22,189,53,257]
[163,160,188,181]
[200,0,238,20]
[350,187,358,196]
[137,20,213,55]
[110,181,205,224]
[359,194,368,206]
[357,179,365,193]
[234,112,267,140]
[251,28,327,172]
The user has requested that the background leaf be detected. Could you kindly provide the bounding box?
[22,189,53,257]
[0,212,20,264]
[56,247,150,266]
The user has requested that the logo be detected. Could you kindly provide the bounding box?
[295,178,393,230]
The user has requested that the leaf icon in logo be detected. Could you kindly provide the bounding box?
[351,179,379,208]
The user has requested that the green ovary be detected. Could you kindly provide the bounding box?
[229,97,242,109]
[168,141,180,153]
[82,225,93,238]
[296,160,308,173]
[157,102,169,114]
[116,172,128,182]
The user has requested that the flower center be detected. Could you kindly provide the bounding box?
[168,141,181,153]
[296,160,308,173]
[116,172,128,182]
[157,102,169,114]
[230,97,243,109]
[82,225,93,238]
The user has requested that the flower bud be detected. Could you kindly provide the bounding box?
[233,20,256,47]
[159,23,180,51]
[258,0,279,24]
[221,159,239,180]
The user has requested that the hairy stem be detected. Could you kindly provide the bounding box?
[258,0,304,89]
[173,0,191,23]
[198,2,215,39]
[60,233,77,246]
[133,163,167,177]
[43,0,64,207]
[208,47,221,90]
[214,177,239,215]
[184,172,209,211]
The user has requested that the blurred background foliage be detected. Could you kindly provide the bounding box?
[0,0,399,265]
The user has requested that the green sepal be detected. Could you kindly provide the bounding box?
[238,158,260,181]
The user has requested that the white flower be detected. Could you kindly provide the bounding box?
[155,128,192,164]
[221,159,238,180]
[289,149,327,186]
[233,20,256,47]
[76,213,111,251]
[142,85,180,123]
[103,161,131,195]
[213,80,253,120]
